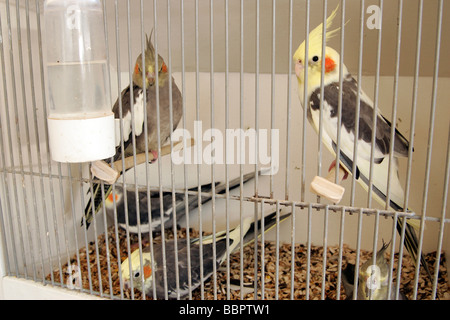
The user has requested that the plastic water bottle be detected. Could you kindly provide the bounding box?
[44,0,115,162]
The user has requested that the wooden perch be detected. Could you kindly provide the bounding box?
[91,138,195,184]
[310,164,347,204]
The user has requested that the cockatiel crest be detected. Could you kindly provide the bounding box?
[293,5,344,88]
[133,30,169,89]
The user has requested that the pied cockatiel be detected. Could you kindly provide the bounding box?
[293,6,431,278]
[83,32,182,228]
[121,210,291,299]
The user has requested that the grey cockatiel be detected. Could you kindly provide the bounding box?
[121,210,292,299]
[83,32,182,229]
[342,241,407,300]
[105,171,262,235]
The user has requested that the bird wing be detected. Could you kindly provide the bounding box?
[309,74,410,165]
[152,238,226,299]
[308,73,410,210]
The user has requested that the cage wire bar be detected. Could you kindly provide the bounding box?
[0,0,449,300]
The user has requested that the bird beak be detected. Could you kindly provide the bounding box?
[146,71,155,87]
[123,279,130,290]
[295,59,304,78]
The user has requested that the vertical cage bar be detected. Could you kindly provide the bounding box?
[432,127,450,299]
[260,200,265,300]
[351,208,363,300]
[305,203,312,300]
[110,0,127,299]
[180,0,192,301]
[163,0,182,300]
[385,0,403,209]
[300,0,310,202]
[253,0,260,299]
[336,206,346,300]
[66,166,82,293]
[413,0,443,300]
[0,145,11,277]
[114,0,135,299]
[275,201,281,300]
[87,170,103,295]
[367,0,383,209]
[269,0,276,197]
[209,0,218,300]
[78,170,93,294]
[320,205,329,300]
[368,210,380,300]
[284,0,293,200]
[126,0,145,300]
[153,0,170,300]
[386,213,398,300]
[194,0,204,300]
[289,202,296,300]
[224,0,231,300]
[394,214,408,300]
[102,0,116,299]
[404,0,423,210]
[126,0,146,299]
[100,181,114,297]
[316,0,328,193]
[350,0,365,206]
[238,0,244,300]
[334,1,345,184]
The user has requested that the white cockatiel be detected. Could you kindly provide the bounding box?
[293,6,431,278]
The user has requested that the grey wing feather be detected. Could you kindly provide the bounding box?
[152,239,226,299]
[313,75,410,161]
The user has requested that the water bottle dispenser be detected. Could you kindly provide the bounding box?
[43,0,115,163]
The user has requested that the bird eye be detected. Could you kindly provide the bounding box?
[312,56,319,62]
[133,271,140,278]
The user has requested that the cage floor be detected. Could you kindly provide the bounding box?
[46,225,450,300]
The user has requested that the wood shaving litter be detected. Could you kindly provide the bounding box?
[46,226,450,300]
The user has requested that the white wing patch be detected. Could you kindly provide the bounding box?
[133,90,145,138]
[116,89,145,146]
[310,92,385,163]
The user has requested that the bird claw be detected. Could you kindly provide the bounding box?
[150,150,158,163]
[329,160,349,180]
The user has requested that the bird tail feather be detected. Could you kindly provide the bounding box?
[82,182,112,229]
[198,210,291,256]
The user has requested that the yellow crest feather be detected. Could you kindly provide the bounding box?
[294,4,341,61]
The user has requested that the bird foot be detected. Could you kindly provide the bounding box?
[150,150,158,163]
[329,160,349,180]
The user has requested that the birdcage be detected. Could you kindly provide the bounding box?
[0,0,449,301]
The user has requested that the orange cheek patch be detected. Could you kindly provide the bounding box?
[107,193,119,203]
[161,63,167,73]
[325,56,336,73]
[134,63,139,75]
[143,266,152,279]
